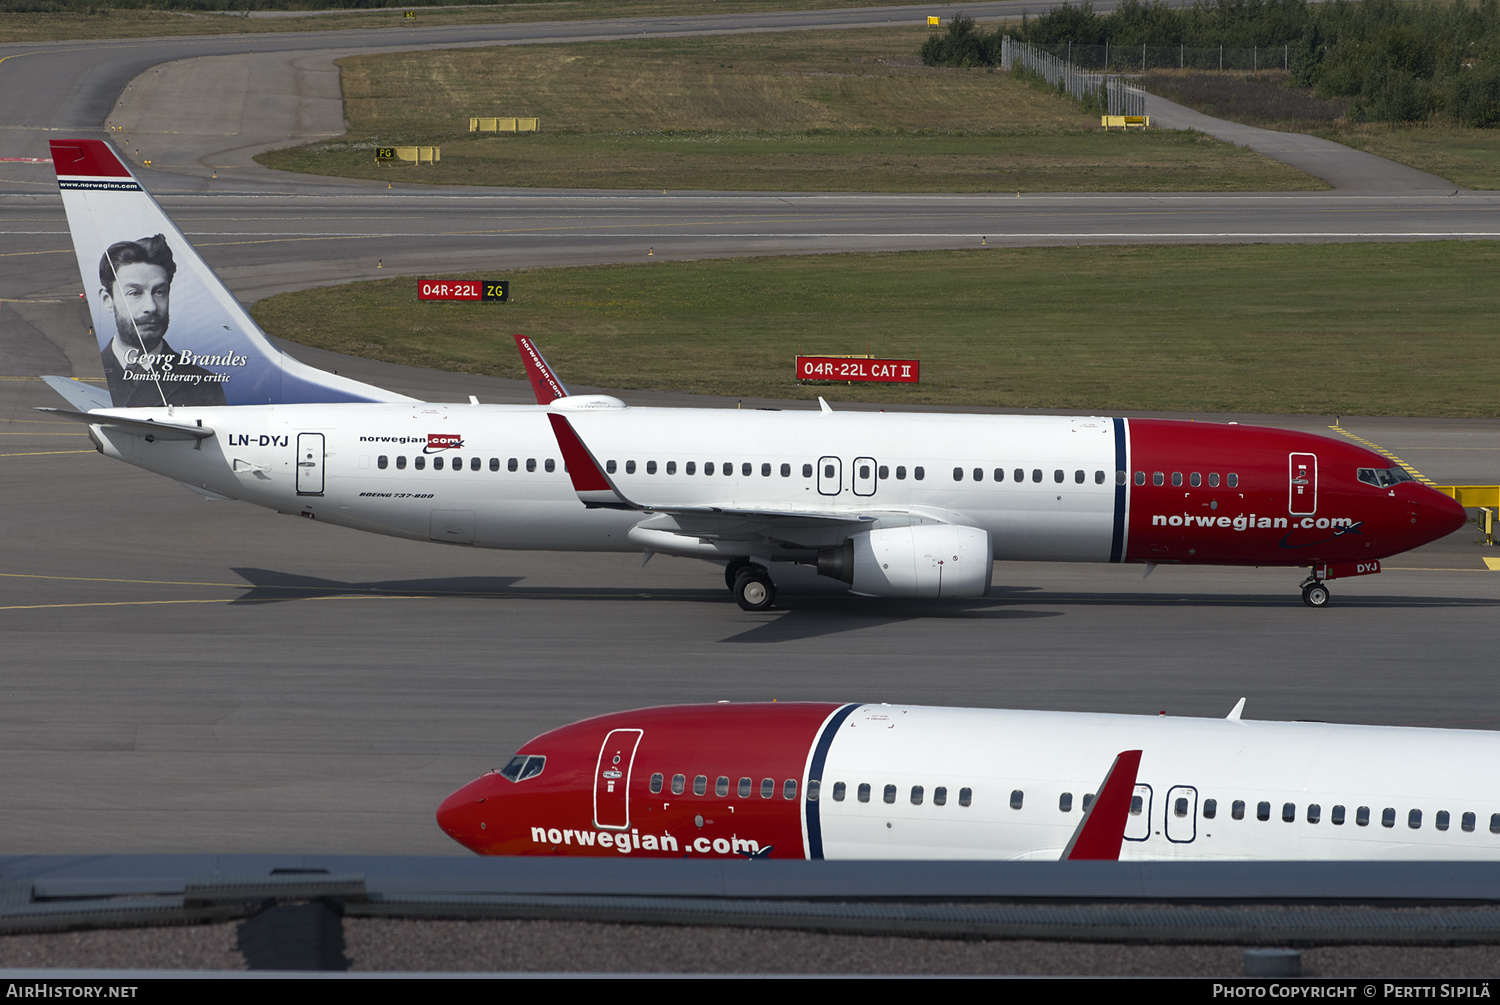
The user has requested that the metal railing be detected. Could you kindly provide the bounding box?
[1001,37,1147,117]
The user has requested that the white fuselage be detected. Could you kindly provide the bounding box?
[90,402,1122,561]
[810,704,1500,861]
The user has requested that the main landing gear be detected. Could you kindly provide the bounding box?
[1298,572,1331,609]
[725,558,776,612]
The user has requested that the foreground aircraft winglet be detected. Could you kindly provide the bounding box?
[48,138,418,409]
[514,335,569,403]
[1060,749,1143,861]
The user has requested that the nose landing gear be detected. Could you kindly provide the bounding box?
[1298,571,1330,608]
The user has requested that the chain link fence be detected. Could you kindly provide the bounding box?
[1000,37,1148,116]
[1021,41,1295,73]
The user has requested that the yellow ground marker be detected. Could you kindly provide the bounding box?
[1485,557,1500,572]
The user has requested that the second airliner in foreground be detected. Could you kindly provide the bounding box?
[438,700,1500,862]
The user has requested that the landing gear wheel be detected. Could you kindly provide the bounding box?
[733,569,777,612]
[1302,583,1330,608]
[724,558,753,593]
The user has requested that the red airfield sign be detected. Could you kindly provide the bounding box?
[797,356,919,383]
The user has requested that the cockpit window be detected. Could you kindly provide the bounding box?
[497,754,546,782]
[1357,466,1414,488]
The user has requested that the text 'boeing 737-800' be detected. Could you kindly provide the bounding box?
[41,139,1466,610]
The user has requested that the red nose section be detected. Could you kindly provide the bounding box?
[436,774,498,854]
[1425,487,1470,543]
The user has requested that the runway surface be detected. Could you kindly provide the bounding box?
[0,6,1497,861]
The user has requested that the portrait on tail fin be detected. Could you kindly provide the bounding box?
[96,233,227,407]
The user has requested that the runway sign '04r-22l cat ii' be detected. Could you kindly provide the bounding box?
[42,139,1465,610]
[438,701,1500,862]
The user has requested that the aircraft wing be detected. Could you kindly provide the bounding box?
[546,411,882,526]
[36,407,215,441]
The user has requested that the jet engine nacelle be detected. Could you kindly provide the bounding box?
[817,525,994,598]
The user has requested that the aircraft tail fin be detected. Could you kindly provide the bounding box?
[1061,749,1143,861]
[49,139,416,409]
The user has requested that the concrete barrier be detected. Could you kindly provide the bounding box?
[469,117,539,133]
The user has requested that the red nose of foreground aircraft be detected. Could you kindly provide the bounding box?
[439,701,1500,863]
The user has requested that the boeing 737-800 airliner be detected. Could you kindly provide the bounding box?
[437,701,1500,862]
[41,139,1466,609]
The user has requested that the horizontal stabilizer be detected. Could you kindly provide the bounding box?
[1061,749,1143,861]
[41,376,111,411]
[37,407,214,441]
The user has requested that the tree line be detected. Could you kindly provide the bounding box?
[921,0,1500,126]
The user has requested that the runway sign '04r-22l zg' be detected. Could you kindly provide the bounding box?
[41,139,1466,611]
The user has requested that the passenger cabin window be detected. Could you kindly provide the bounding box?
[626,460,636,474]
[489,458,499,472]
[1208,473,1220,487]
[1332,805,1346,825]
[433,457,443,471]
[1190,472,1201,487]
[693,775,707,796]
[959,787,972,807]
[671,774,685,795]
[1282,802,1296,823]
[1232,800,1245,820]
[1307,804,1321,824]
[994,468,1005,482]
[705,462,715,475]
[1357,806,1371,826]
[883,784,897,804]
[1409,809,1423,829]
[377,456,388,469]
[762,463,772,477]
[1130,796,1143,815]
[1172,472,1183,487]
[934,786,947,806]
[649,773,663,794]
[1257,801,1271,821]
[1436,810,1450,831]
[716,776,729,797]
[545,459,555,473]
[1059,793,1073,812]
[784,779,798,800]
[666,461,677,475]
[685,461,696,475]
[1010,790,1024,810]
[1227,473,1239,487]
[762,778,774,799]
[414,456,426,470]
[647,461,657,475]
[1014,469,1024,483]
[805,780,818,802]
[1053,469,1064,483]
[1031,469,1042,483]
[832,782,846,802]
[915,467,925,481]
[1382,807,1396,828]
[1203,799,1217,820]
[1463,812,1476,832]
[1490,813,1500,834]
[525,458,535,472]
[858,783,871,803]
[781,463,791,477]
[803,464,813,478]
[1153,472,1164,486]
[738,777,751,798]
[508,458,518,471]
[471,457,481,471]
[896,466,907,480]
[1134,471,1146,486]
[910,785,923,805]
[1174,797,1190,818]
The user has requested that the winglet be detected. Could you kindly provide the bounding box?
[1060,749,1143,861]
[545,412,636,510]
[514,335,568,403]
[1226,697,1246,721]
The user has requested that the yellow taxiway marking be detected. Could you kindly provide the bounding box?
[0,449,96,457]
[1327,423,1436,485]
[1485,557,1500,572]
[0,595,439,612]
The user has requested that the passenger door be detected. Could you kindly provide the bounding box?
[593,728,643,830]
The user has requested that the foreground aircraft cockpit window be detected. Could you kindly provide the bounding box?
[1358,467,1416,488]
[498,754,546,782]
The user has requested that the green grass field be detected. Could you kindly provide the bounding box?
[257,29,1321,193]
[250,242,1500,417]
